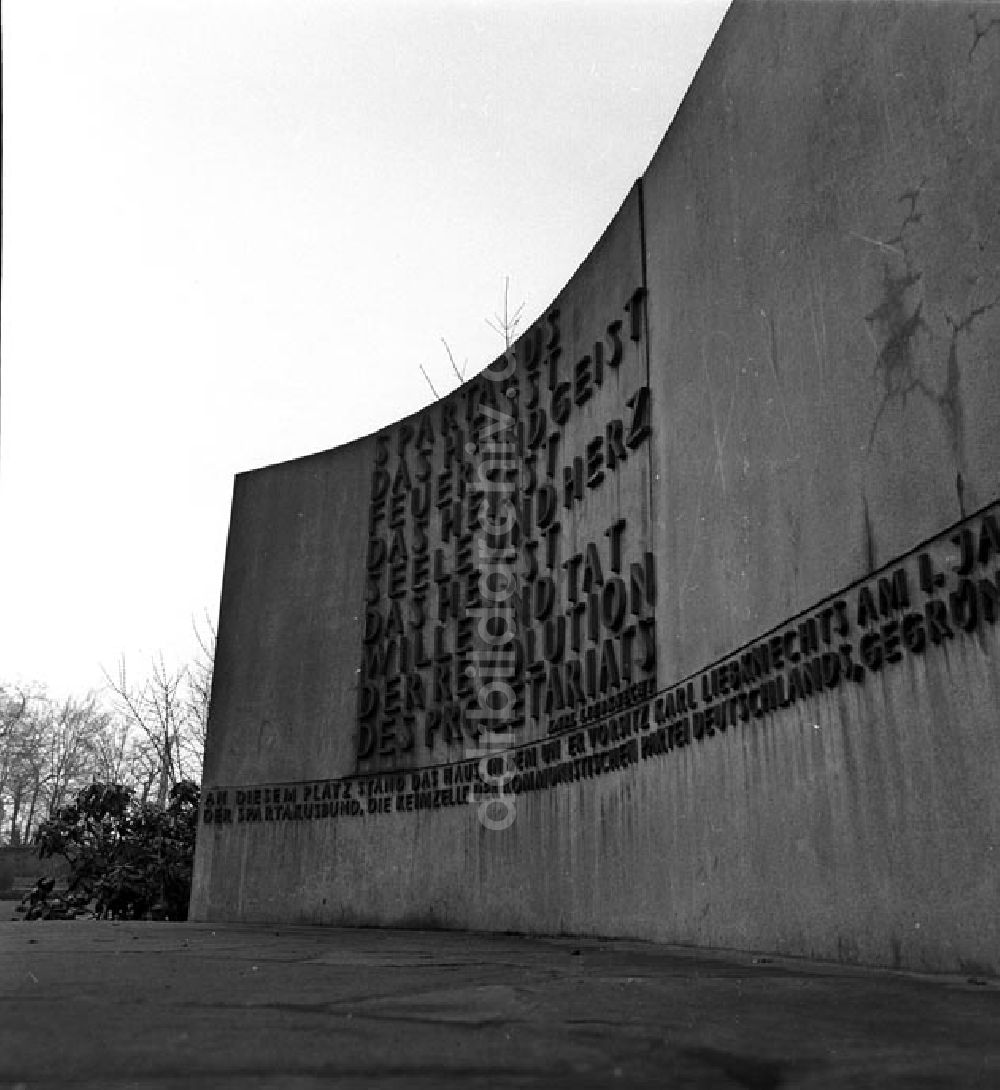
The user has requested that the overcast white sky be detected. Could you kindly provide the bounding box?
[1,0,729,699]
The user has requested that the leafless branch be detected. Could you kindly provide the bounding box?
[418,363,441,399]
[440,338,467,382]
[485,276,525,349]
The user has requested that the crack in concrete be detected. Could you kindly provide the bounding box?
[856,182,931,453]
[865,264,928,450]
[942,292,1000,511]
[945,292,1000,338]
[862,178,990,471]
[884,179,927,248]
[969,9,1000,59]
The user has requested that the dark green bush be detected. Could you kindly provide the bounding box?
[17,877,92,920]
[29,780,200,920]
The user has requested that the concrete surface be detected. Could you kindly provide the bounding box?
[641,0,1000,968]
[190,0,1000,977]
[1,921,997,1089]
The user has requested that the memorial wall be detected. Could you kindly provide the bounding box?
[190,0,1000,974]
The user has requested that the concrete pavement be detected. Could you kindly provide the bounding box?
[1,921,997,1088]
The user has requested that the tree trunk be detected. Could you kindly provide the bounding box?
[155,755,169,807]
[24,782,41,842]
[9,786,23,846]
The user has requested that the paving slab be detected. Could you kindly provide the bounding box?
[1,921,997,1089]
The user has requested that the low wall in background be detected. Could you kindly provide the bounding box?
[0,847,69,888]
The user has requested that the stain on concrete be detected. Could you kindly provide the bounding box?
[865,175,997,484]
[680,1046,798,1090]
[864,180,935,450]
[969,9,1000,59]
[940,292,1000,509]
[862,496,877,572]
[865,264,927,447]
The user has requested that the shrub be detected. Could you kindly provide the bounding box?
[17,877,92,920]
[29,780,200,920]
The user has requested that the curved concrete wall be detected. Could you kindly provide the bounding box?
[191,0,1000,974]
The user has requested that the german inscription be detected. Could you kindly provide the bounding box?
[202,505,999,828]
[357,287,656,772]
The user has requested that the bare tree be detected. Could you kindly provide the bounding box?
[420,338,468,399]
[1,686,113,843]
[417,363,441,399]
[1,617,216,842]
[1,685,33,844]
[104,656,192,807]
[90,716,138,785]
[43,694,111,814]
[182,613,216,774]
[100,616,215,806]
[439,337,468,383]
[485,275,525,348]
[419,278,522,397]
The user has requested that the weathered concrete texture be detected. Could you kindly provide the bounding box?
[641,0,1000,970]
[192,187,651,927]
[191,0,1000,977]
[646,0,1000,669]
[2,922,998,1089]
[203,440,373,789]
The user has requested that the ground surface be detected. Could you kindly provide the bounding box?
[1,921,997,1089]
